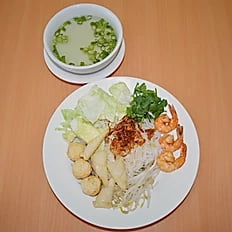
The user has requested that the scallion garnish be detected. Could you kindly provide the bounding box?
[80,18,117,65]
[73,15,92,25]
[52,44,66,63]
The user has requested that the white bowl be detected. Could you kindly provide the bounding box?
[43,4,123,74]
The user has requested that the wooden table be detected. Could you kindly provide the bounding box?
[0,0,232,231]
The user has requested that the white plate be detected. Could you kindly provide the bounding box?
[42,76,200,229]
[43,40,125,84]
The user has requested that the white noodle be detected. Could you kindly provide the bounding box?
[109,119,162,213]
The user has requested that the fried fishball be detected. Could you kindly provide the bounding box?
[72,159,92,179]
[67,142,86,161]
[81,176,101,196]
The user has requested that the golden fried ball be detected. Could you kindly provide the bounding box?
[81,176,101,196]
[67,142,86,161]
[72,159,92,179]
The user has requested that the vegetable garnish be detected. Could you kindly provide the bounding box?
[126,83,168,123]
[57,82,131,143]
[73,15,92,25]
[80,18,117,64]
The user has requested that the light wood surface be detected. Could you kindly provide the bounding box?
[0,0,232,231]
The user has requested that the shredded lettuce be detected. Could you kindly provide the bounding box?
[57,82,132,143]
[89,85,118,122]
[109,82,132,105]
[74,116,101,143]
[78,86,106,123]
[56,108,80,142]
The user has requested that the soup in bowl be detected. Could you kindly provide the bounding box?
[43,4,123,74]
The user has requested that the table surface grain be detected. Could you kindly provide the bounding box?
[0,0,232,231]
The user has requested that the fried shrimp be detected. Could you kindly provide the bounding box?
[159,125,183,152]
[155,104,178,133]
[156,143,187,172]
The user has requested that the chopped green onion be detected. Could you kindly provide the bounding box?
[53,34,68,45]
[63,20,71,26]
[52,44,66,63]
[73,15,92,25]
[80,18,117,65]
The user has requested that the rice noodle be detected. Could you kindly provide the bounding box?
[108,119,162,213]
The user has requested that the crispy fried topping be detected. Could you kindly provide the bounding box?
[108,116,145,157]
[145,128,156,140]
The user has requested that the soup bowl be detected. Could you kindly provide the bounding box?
[43,3,123,74]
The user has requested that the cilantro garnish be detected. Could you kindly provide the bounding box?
[126,83,168,122]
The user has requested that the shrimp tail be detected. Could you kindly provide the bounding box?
[174,143,187,169]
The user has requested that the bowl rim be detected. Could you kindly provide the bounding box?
[43,3,123,71]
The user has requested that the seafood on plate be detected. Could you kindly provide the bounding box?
[159,124,184,153]
[155,104,178,133]
[58,82,188,213]
[155,104,187,172]
[156,143,187,172]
